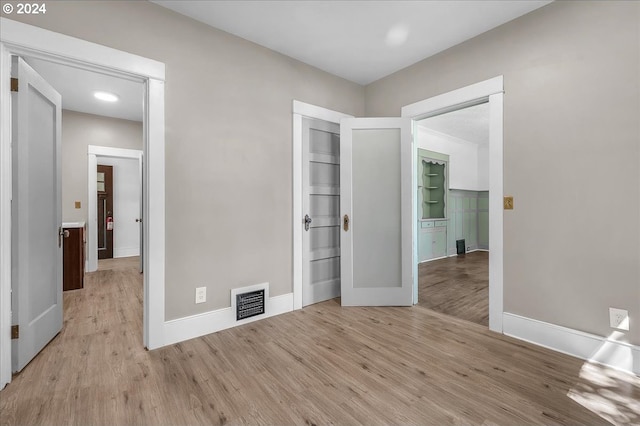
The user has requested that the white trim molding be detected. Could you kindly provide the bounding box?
[292,101,353,311]
[0,18,166,388]
[0,41,12,390]
[402,76,503,119]
[164,292,293,346]
[401,76,504,333]
[88,145,143,158]
[0,18,164,81]
[114,247,140,259]
[503,313,640,376]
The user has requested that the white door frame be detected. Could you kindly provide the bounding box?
[87,145,143,272]
[0,18,166,388]
[401,76,504,333]
[292,100,353,310]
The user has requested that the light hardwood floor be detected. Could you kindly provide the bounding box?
[1,257,639,425]
[418,251,489,326]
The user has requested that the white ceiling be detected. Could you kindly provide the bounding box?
[24,57,144,122]
[20,1,552,122]
[153,0,552,85]
[418,102,489,145]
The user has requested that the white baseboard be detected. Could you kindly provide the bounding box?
[418,255,448,264]
[163,292,293,346]
[114,247,140,258]
[503,313,640,375]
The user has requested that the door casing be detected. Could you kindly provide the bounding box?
[401,76,504,333]
[0,18,166,389]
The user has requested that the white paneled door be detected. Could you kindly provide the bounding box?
[11,57,63,372]
[340,118,413,306]
[302,118,341,306]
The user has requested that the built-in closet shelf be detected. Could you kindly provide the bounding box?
[425,201,439,204]
[427,174,438,177]
[426,186,439,189]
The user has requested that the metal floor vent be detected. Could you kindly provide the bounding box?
[236,289,265,321]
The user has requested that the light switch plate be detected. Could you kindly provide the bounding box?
[504,196,514,210]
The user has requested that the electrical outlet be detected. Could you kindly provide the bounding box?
[609,307,629,331]
[195,287,206,304]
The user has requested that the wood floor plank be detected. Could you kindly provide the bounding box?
[419,251,489,326]
[1,256,638,425]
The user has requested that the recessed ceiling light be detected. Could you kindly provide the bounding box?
[385,24,410,47]
[94,91,119,102]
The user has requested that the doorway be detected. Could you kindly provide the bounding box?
[415,102,490,326]
[0,18,166,388]
[87,147,143,273]
[402,76,504,333]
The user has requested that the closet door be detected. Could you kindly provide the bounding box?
[302,118,341,306]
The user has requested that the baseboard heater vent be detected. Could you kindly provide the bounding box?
[236,289,265,321]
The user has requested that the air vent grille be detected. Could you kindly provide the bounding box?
[236,289,265,321]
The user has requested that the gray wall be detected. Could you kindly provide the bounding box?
[61,110,142,223]
[8,1,365,320]
[366,1,640,345]
[11,1,639,345]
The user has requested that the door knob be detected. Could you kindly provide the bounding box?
[135,218,142,223]
[58,227,69,248]
[304,214,312,231]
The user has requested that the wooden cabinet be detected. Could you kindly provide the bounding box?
[63,224,85,291]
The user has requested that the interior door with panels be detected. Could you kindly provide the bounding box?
[302,118,341,306]
[11,57,63,372]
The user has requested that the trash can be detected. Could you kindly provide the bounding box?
[456,239,466,255]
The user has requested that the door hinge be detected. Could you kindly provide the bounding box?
[11,325,19,339]
[10,78,18,92]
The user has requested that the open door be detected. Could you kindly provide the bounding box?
[138,153,143,273]
[302,117,341,306]
[11,57,63,372]
[97,164,113,259]
[340,118,413,306]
